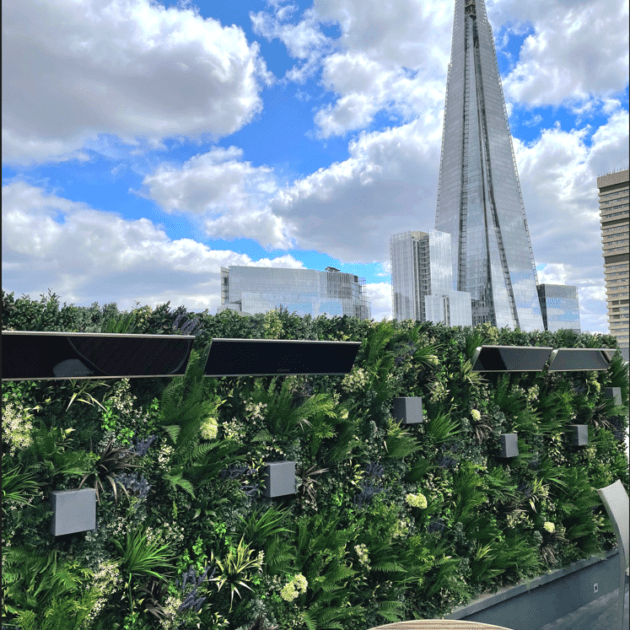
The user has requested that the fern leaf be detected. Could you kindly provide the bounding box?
[162,424,181,444]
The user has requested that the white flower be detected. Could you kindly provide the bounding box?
[280,582,298,602]
[543,521,555,534]
[2,401,34,456]
[471,409,481,422]
[293,574,308,593]
[341,368,370,393]
[405,493,428,509]
[200,416,218,440]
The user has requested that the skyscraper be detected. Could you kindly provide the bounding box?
[435,0,544,332]
[390,229,472,326]
[597,169,629,352]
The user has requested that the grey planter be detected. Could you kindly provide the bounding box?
[566,424,589,446]
[262,461,296,498]
[605,387,623,407]
[446,548,624,630]
[50,488,96,536]
[498,433,519,458]
[392,397,423,424]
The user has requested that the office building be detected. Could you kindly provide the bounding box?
[390,229,472,327]
[218,266,372,321]
[435,0,544,332]
[537,284,581,333]
[597,169,629,351]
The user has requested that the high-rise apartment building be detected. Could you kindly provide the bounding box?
[390,229,472,326]
[218,266,372,321]
[435,0,544,332]
[537,284,581,334]
[597,169,629,351]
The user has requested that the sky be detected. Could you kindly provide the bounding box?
[2,0,629,333]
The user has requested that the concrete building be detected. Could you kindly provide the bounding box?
[218,265,372,321]
[597,169,629,352]
[537,284,581,333]
[390,229,472,327]
[435,0,544,332]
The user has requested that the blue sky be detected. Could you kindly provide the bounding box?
[2,0,629,332]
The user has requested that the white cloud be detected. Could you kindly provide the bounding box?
[271,116,442,261]
[314,0,452,70]
[1,181,305,313]
[314,52,444,138]
[2,0,273,164]
[513,108,629,333]
[249,0,452,137]
[135,146,292,250]
[250,2,336,84]
[362,281,395,323]
[490,0,629,108]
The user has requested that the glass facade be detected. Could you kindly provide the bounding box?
[218,266,372,320]
[435,0,544,332]
[390,229,472,326]
[537,284,581,333]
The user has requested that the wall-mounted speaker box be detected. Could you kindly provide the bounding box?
[547,348,615,372]
[2,331,195,381]
[204,338,361,377]
[498,433,519,458]
[262,461,296,498]
[471,346,553,372]
[50,488,96,536]
[392,397,424,424]
[566,425,589,447]
[604,387,622,407]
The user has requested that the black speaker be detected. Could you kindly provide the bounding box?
[1,331,195,381]
[203,338,361,376]
[471,345,553,372]
[548,348,615,372]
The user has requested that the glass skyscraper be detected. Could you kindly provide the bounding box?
[537,284,581,333]
[435,0,544,332]
[218,266,372,321]
[390,229,472,327]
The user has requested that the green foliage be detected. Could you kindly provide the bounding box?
[423,406,464,445]
[211,537,264,611]
[449,461,488,525]
[464,329,488,360]
[535,386,574,434]
[2,548,97,627]
[2,461,40,513]
[157,346,241,497]
[249,375,337,448]
[78,435,141,503]
[101,310,140,334]
[112,527,174,615]
[237,504,294,553]
[384,419,422,459]
[606,349,630,407]
[2,289,628,628]
[27,425,95,483]
[493,373,525,418]
[292,510,364,629]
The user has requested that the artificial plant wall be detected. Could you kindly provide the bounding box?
[2,288,629,630]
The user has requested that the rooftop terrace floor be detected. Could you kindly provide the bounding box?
[537,580,628,630]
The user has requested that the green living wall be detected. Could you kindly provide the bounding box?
[2,288,629,630]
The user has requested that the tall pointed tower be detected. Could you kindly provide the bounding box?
[435,0,544,332]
